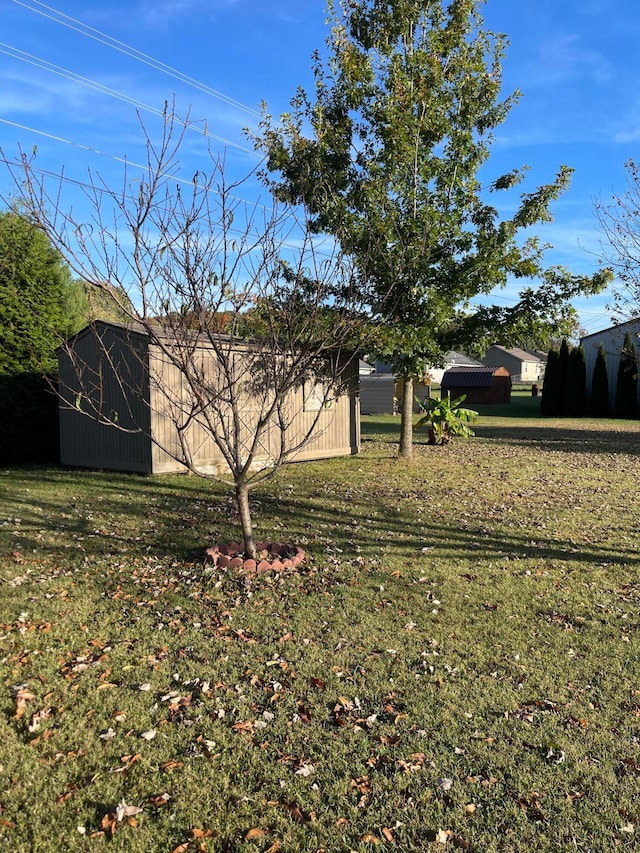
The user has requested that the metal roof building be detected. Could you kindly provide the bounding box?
[441,365,511,404]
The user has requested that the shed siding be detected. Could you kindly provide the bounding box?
[146,346,358,474]
[58,325,358,475]
[59,324,152,472]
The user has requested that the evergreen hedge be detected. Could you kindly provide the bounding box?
[565,345,587,417]
[613,332,639,419]
[590,345,611,417]
[541,348,561,416]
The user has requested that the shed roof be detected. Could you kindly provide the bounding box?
[441,366,506,388]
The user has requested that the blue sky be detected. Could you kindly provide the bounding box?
[1,0,639,335]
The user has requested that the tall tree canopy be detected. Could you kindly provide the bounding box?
[252,0,610,457]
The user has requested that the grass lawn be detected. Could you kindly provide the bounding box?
[1,404,640,852]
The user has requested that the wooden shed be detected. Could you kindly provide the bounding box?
[440,366,511,404]
[58,321,360,474]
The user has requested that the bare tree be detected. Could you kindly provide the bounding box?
[2,106,367,558]
[595,158,640,320]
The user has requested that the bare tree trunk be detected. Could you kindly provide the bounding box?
[235,481,256,559]
[398,374,414,460]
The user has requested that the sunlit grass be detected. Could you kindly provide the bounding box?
[1,412,640,851]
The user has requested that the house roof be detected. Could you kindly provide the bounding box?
[444,350,484,366]
[487,345,543,363]
[441,366,507,388]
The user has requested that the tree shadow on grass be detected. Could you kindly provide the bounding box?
[362,414,640,455]
[3,441,640,571]
[474,423,640,455]
[253,491,640,570]
[0,466,231,562]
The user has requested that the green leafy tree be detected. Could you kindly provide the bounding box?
[252,0,610,458]
[0,209,71,375]
[565,345,587,417]
[448,275,601,357]
[613,331,639,419]
[541,348,560,416]
[0,210,73,462]
[590,345,611,417]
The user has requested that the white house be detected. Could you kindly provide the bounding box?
[482,346,545,383]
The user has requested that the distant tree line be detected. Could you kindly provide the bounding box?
[541,333,639,419]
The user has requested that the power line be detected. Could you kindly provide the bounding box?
[0,154,335,259]
[10,0,263,119]
[0,42,256,156]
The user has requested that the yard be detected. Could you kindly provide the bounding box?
[1,404,640,852]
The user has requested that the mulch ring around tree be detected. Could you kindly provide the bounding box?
[206,541,306,574]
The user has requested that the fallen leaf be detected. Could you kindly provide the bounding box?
[101,813,118,836]
[140,729,157,741]
[115,801,143,822]
[100,727,117,740]
[148,793,171,806]
[192,827,215,838]
[382,826,395,843]
[161,759,183,772]
[245,828,267,841]
[12,684,35,719]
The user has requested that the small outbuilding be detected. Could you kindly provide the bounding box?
[359,373,432,414]
[440,365,511,404]
[58,321,360,474]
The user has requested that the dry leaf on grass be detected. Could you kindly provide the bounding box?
[245,827,268,841]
